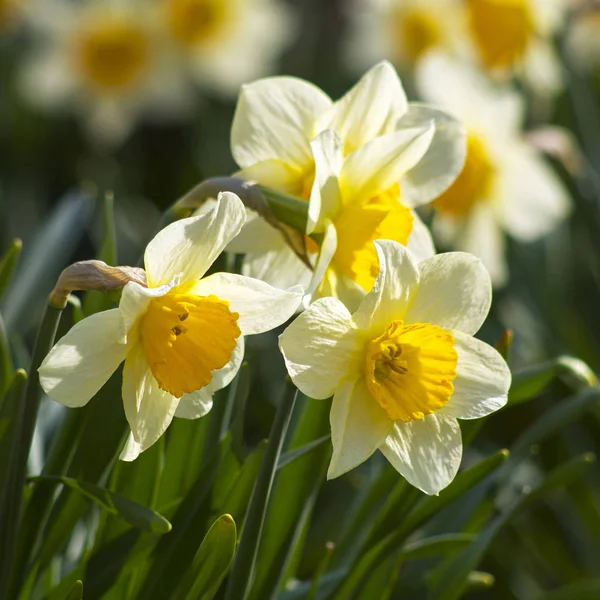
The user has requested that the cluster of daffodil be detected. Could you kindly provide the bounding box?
[11,0,293,145]
[37,60,534,496]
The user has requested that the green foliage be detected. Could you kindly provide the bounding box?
[1,182,600,600]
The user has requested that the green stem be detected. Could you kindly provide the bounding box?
[224,381,298,600]
[1,303,63,599]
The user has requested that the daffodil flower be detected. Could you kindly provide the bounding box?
[416,53,570,286]
[39,193,303,461]
[344,0,464,74]
[19,0,193,146]
[279,240,511,495]
[159,0,294,96]
[229,61,465,303]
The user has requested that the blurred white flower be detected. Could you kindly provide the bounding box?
[344,0,569,95]
[279,240,510,495]
[19,0,194,146]
[416,53,571,286]
[344,0,464,75]
[464,0,568,94]
[39,193,303,460]
[158,0,294,95]
[228,61,465,304]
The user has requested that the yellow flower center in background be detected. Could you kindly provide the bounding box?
[434,134,495,217]
[466,0,535,68]
[332,184,413,291]
[365,320,457,422]
[396,7,442,64]
[166,0,227,48]
[75,18,150,91]
[139,292,241,398]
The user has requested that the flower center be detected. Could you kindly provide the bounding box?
[433,133,495,216]
[396,7,442,64]
[365,321,458,422]
[332,184,413,291]
[165,0,227,48]
[466,0,535,68]
[139,291,241,398]
[74,18,150,91]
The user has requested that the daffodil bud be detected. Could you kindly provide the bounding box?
[49,260,147,309]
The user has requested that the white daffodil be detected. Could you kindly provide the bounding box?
[19,0,193,146]
[463,0,568,95]
[416,53,571,286]
[229,61,465,304]
[344,0,464,75]
[158,0,294,96]
[39,193,303,461]
[279,240,511,495]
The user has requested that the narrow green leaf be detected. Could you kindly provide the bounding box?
[29,475,171,533]
[0,238,22,301]
[225,383,299,600]
[0,371,27,570]
[536,578,600,600]
[212,440,267,526]
[1,303,62,599]
[174,514,237,600]
[276,434,331,471]
[2,191,94,334]
[248,397,331,600]
[0,312,13,399]
[402,449,509,537]
[431,453,596,600]
[508,356,597,405]
[400,534,477,560]
[328,449,509,600]
[135,439,222,600]
[505,387,600,466]
[64,580,83,600]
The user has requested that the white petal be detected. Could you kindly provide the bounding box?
[38,309,127,408]
[398,104,467,207]
[174,388,213,420]
[307,130,343,234]
[190,273,303,335]
[340,124,435,203]
[439,331,510,419]
[279,296,362,399]
[119,432,142,462]
[121,345,180,455]
[328,378,392,479]
[406,211,437,263]
[353,240,420,335]
[119,280,176,339]
[404,252,491,335]
[496,145,571,242]
[318,61,408,155]
[308,220,337,296]
[242,246,312,292]
[381,414,462,495]
[231,76,332,169]
[144,192,246,287]
[226,208,286,255]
